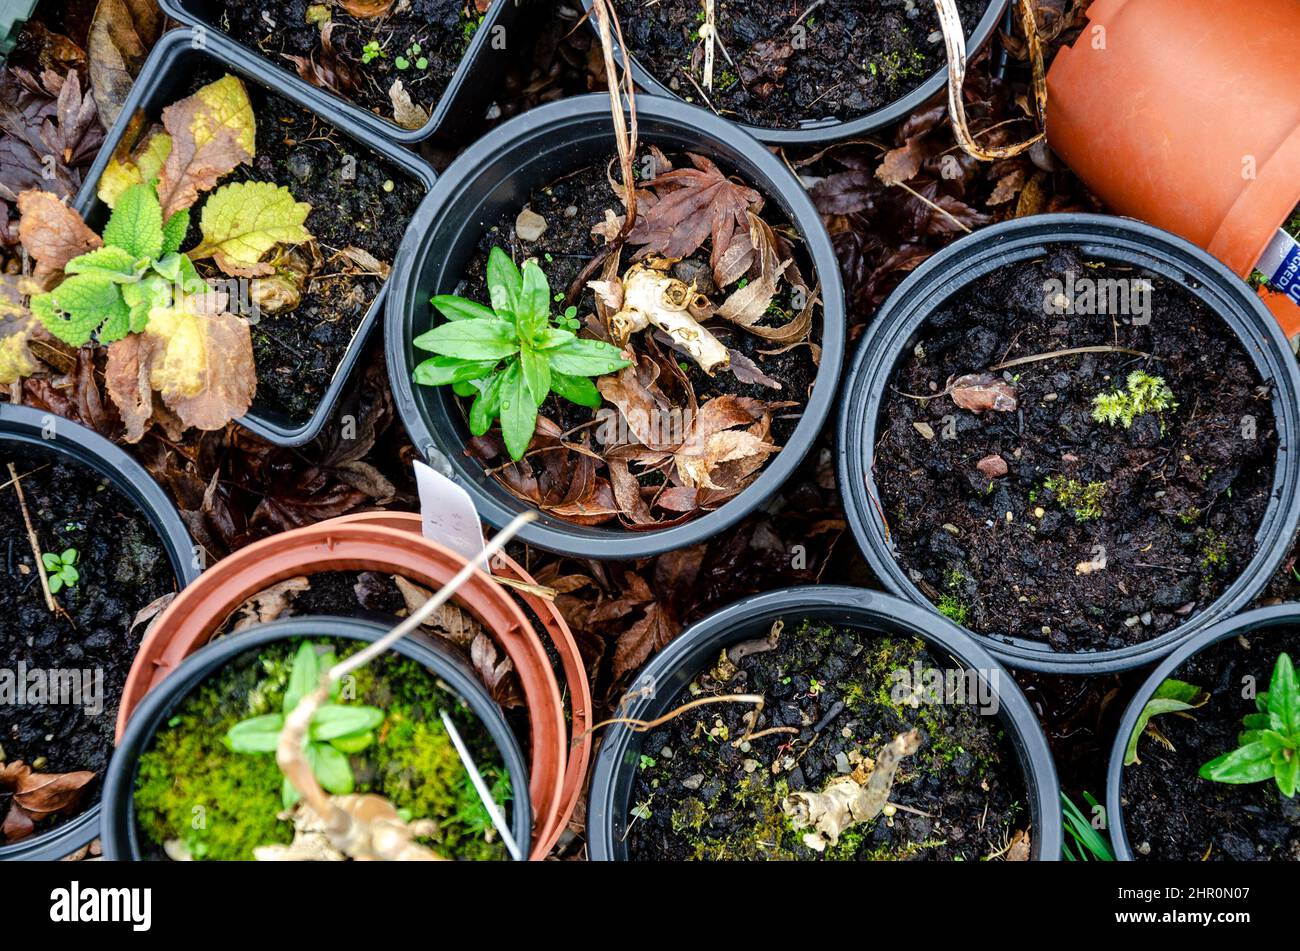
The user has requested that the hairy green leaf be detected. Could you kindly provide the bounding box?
[190,181,311,274]
[63,246,143,282]
[102,182,164,259]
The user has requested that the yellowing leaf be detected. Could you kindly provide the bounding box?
[106,291,256,442]
[0,316,40,384]
[98,130,172,208]
[189,181,312,276]
[156,75,256,219]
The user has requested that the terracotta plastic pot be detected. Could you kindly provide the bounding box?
[115,521,566,860]
[324,510,591,857]
[102,615,533,861]
[1047,0,1300,335]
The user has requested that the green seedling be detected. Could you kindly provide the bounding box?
[1200,652,1300,798]
[1124,678,1208,765]
[412,247,631,460]
[1091,370,1177,429]
[1061,791,1113,861]
[41,548,79,594]
[226,641,385,808]
[361,39,383,63]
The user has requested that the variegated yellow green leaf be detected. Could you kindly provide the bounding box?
[155,75,256,218]
[189,181,312,276]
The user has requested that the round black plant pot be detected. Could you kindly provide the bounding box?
[385,93,845,559]
[836,214,1300,675]
[1105,603,1300,861]
[0,403,199,862]
[586,586,1062,860]
[100,615,532,861]
[580,0,1009,146]
[75,29,437,448]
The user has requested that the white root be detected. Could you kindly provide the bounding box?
[782,730,920,851]
[592,263,731,374]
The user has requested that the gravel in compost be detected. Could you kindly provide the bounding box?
[875,247,1277,653]
[1122,629,1300,861]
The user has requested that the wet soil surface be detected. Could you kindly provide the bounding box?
[627,620,1027,860]
[613,0,986,129]
[0,442,176,838]
[183,65,425,428]
[444,153,818,524]
[876,247,1277,653]
[218,0,475,128]
[1123,629,1300,861]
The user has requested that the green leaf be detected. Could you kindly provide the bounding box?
[545,335,631,377]
[161,209,191,255]
[452,379,478,398]
[1276,752,1298,797]
[310,704,384,741]
[519,346,551,407]
[48,575,63,594]
[329,730,375,754]
[60,549,78,565]
[413,318,520,361]
[1060,791,1113,862]
[63,246,143,282]
[1199,739,1278,784]
[499,362,537,461]
[413,355,499,387]
[281,776,300,809]
[517,258,550,340]
[103,182,164,259]
[309,742,354,795]
[61,565,79,585]
[549,371,602,408]
[1124,678,1208,765]
[1266,653,1300,738]
[469,366,508,436]
[430,294,497,322]
[486,246,522,319]
[191,181,312,271]
[39,274,130,346]
[226,714,285,753]
[283,641,319,713]
[42,552,60,571]
[122,275,171,334]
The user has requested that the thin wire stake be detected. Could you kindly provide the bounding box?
[440,709,523,861]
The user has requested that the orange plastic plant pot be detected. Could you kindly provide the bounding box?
[116,522,567,860]
[1047,0,1300,319]
[323,510,593,858]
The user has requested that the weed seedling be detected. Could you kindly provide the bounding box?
[361,39,383,63]
[1091,371,1177,429]
[42,548,79,593]
[1200,652,1300,797]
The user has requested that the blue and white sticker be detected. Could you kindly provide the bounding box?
[1259,227,1300,305]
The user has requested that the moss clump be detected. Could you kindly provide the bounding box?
[1044,476,1107,522]
[937,594,970,625]
[1200,531,1229,572]
[134,641,509,861]
[1091,371,1177,429]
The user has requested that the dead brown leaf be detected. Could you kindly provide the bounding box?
[16,190,101,284]
[155,75,256,218]
[87,0,164,130]
[950,373,1017,413]
[231,576,311,631]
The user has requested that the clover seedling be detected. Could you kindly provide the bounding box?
[41,548,79,594]
[412,247,631,460]
[226,641,385,808]
[1200,652,1300,797]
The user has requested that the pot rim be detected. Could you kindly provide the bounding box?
[578,0,1010,146]
[319,510,591,857]
[1105,602,1300,861]
[100,615,532,860]
[115,520,566,859]
[586,585,1062,861]
[0,403,198,862]
[836,213,1300,673]
[385,92,846,558]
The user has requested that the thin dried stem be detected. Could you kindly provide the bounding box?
[701,0,716,90]
[7,462,57,615]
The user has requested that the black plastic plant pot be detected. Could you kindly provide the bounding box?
[156,0,526,146]
[100,615,532,861]
[385,93,845,559]
[581,0,1008,146]
[586,586,1062,860]
[0,402,199,862]
[837,214,1300,675]
[73,29,437,447]
[1106,604,1300,861]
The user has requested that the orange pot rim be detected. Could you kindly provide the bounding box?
[117,521,566,860]
[325,510,592,857]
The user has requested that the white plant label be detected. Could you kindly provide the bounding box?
[414,460,487,567]
[1259,227,1300,304]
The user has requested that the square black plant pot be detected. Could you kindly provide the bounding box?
[74,28,437,446]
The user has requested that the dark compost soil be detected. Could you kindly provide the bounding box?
[612,0,987,129]
[1122,629,1300,861]
[0,442,176,837]
[875,247,1277,653]
[217,0,476,128]
[180,64,425,427]
[626,620,1027,860]
[447,153,819,525]
[132,636,511,861]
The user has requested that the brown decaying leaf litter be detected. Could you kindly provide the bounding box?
[1,0,1225,856]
